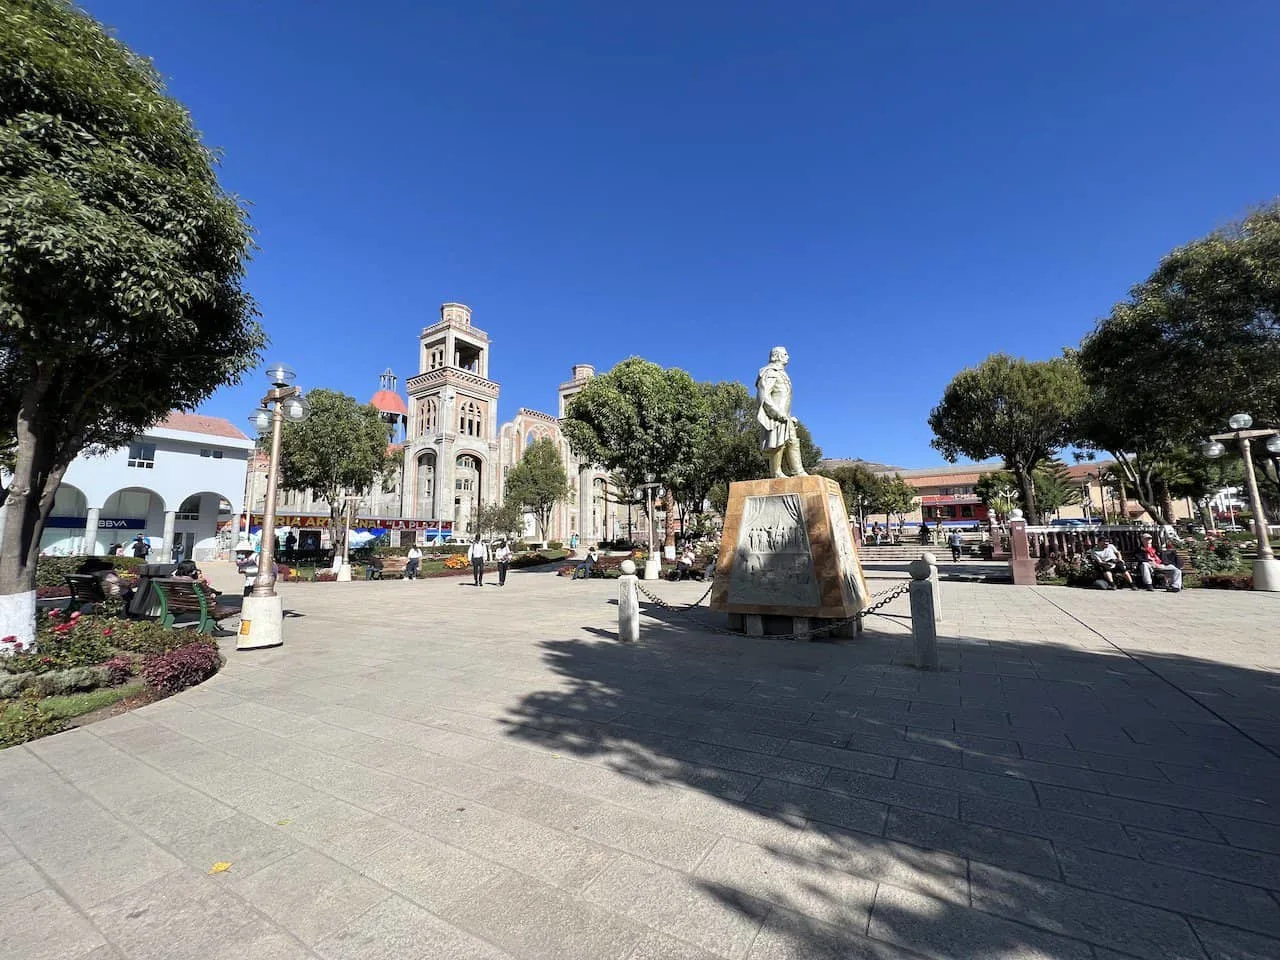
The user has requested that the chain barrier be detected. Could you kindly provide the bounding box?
[629,578,912,641]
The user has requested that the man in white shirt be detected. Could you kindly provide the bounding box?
[468,537,489,586]
[1090,538,1134,589]
[406,544,422,580]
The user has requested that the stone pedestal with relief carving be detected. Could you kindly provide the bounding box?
[711,476,871,635]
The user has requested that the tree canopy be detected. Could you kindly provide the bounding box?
[1075,203,1280,524]
[561,358,710,494]
[277,389,391,550]
[1,0,263,644]
[473,500,524,541]
[928,354,1085,523]
[504,437,570,543]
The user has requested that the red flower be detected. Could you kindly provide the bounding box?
[47,609,62,619]
[1,635,16,644]
[53,622,73,634]
[102,628,113,637]
[69,611,81,621]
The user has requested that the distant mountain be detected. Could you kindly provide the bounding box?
[817,458,905,473]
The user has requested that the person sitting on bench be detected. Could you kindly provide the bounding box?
[572,545,599,580]
[1137,533,1183,592]
[78,558,134,604]
[1090,538,1134,589]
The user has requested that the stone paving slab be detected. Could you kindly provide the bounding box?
[2,565,1280,959]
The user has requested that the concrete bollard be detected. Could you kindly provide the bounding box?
[618,559,640,642]
[907,557,938,670]
[921,551,942,624]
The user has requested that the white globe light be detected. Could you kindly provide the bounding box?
[1267,435,1280,454]
[1228,413,1253,430]
[265,362,296,387]
[283,395,310,422]
[1201,440,1225,459]
[248,408,272,433]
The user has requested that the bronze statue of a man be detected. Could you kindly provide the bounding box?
[756,346,808,479]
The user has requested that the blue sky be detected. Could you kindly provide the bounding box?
[85,0,1280,467]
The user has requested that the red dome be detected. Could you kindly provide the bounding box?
[370,389,407,417]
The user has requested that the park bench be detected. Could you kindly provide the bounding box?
[150,578,217,634]
[369,556,409,579]
[62,574,108,614]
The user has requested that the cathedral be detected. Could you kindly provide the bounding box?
[254,302,619,545]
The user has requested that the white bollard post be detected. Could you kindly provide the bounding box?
[907,557,938,670]
[618,559,640,642]
[921,551,942,624]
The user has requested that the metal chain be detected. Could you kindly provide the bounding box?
[629,579,912,641]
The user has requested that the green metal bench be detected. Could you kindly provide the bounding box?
[150,577,216,634]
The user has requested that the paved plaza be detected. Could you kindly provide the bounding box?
[2,563,1280,960]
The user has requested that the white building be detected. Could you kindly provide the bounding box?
[33,412,253,560]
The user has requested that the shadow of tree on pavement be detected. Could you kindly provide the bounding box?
[500,605,1280,960]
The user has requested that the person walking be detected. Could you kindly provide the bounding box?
[947,529,964,562]
[406,544,422,580]
[495,540,512,586]
[130,534,150,559]
[469,536,489,586]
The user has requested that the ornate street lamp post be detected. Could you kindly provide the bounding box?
[241,363,310,649]
[1201,414,1280,592]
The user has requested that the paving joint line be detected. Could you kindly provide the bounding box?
[1029,587,1280,766]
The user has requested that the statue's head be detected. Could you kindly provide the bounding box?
[769,346,789,365]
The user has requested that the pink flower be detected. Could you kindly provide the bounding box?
[102,628,113,637]
[1,635,16,644]
[69,611,81,621]
[47,609,61,619]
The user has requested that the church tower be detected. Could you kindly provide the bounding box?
[402,303,500,532]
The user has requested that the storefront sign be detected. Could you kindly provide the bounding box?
[249,514,452,533]
[44,516,145,530]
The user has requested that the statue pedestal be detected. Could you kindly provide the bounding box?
[710,475,870,624]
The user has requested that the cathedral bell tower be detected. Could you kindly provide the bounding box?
[402,303,500,533]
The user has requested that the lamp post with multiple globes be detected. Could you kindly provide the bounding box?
[1201,413,1280,592]
[241,363,310,649]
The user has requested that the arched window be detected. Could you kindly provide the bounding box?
[420,399,438,437]
[456,455,480,493]
[525,431,537,450]
[459,401,482,438]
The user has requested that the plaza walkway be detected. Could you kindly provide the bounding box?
[2,564,1279,960]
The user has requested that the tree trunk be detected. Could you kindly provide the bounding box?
[0,380,68,651]
[1158,480,1176,526]
[1012,464,1040,524]
[663,490,678,553]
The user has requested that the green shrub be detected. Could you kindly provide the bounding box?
[547,541,564,550]
[35,555,143,588]
[1,689,68,748]
[1186,535,1245,575]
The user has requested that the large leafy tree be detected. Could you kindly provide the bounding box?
[562,358,710,491]
[0,0,264,645]
[1077,204,1280,524]
[928,354,1085,523]
[504,437,570,543]
[277,390,391,554]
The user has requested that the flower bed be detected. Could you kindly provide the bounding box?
[2,609,224,747]
[1199,571,1253,590]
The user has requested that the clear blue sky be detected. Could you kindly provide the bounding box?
[85,0,1280,467]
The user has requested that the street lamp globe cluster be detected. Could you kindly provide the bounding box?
[239,362,310,650]
[1201,413,1279,593]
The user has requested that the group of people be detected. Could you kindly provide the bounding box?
[469,537,513,586]
[1090,534,1183,591]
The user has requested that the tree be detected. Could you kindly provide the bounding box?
[875,474,917,531]
[562,358,710,494]
[504,437,570,543]
[1032,459,1083,517]
[975,471,1020,521]
[473,500,523,541]
[928,353,1085,523]
[1077,204,1280,523]
[1,0,264,646]
[816,463,883,529]
[277,390,391,555]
